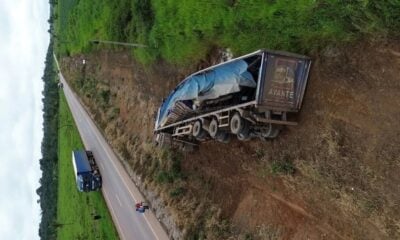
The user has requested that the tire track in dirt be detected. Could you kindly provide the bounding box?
[267,190,348,240]
[248,176,349,240]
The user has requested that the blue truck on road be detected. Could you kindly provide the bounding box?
[72,150,102,192]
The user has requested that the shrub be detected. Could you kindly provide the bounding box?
[156,171,172,184]
[169,187,185,197]
[99,89,110,104]
[271,160,295,175]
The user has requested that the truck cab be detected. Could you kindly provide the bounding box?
[72,150,102,192]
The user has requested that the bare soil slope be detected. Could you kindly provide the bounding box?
[61,39,400,239]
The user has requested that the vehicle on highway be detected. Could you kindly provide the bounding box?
[72,150,102,192]
[135,202,149,213]
[154,49,311,147]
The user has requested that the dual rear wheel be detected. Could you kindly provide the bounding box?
[195,113,250,141]
[209,118,230,143]
[191,112,280,142]
[230,112,250,140]
[192,120,207,140]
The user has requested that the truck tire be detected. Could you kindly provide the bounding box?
[192,120,206,139]
[234,115,250,140]
[262,124,280,139]
[208,118,219,138]
[237,131,251,141]
[86,151,93,158]
[216,132,231,143]
[230,112,244,135]
[267,126,280,139]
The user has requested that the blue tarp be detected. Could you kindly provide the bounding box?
[157,59,256,128]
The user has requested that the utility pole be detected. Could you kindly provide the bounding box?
[90,40,147,48]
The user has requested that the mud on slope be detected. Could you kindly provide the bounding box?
[61,39,400,239]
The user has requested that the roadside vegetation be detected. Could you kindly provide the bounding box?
[56,92,119,240]
[56,0,399,64]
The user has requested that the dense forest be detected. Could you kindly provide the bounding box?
[36,2,60,239]
[36,41,59,240]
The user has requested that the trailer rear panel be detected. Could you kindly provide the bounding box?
[258,52,311,112]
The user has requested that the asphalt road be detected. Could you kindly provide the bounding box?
[54,56,169,240]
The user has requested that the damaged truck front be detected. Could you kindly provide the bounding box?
[154,49,311,148]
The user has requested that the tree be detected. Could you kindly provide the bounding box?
[37,40,60,240]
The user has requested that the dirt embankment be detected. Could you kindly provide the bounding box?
[61,39,400,239]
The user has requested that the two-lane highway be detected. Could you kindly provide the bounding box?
[55,56,169,240]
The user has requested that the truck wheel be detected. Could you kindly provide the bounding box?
[86,151,93,158]
[192,120,206,139]
[208,118,219,138]
[263,124,280,139]
[230,112,244,134]
[216,132,231,143]
[237,131,251,141]
[267,126,280,139]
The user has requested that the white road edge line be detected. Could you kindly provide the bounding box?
[57,55,165,240]
[99,163,105,171]
[116,194,122,207]
[55,57,128,239]
[73,84,162,240]
[92,126,161,240]
[103,190,127,240]
[57,70,128,239]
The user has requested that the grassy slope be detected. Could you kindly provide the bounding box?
[57,0,130,56]
[58,0,399,64]
[57,92,119,240]
[56,0,77,56]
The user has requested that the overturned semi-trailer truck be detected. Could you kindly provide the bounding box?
[153,49,311,148]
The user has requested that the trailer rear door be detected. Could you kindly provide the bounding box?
[258,52,311,112]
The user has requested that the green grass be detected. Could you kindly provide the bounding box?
[57,92,119,240]
[56,0,132,56]
[56,0,400,64]
[270,160,295,175]
[55,0,78,55]
[58,0,77,32]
